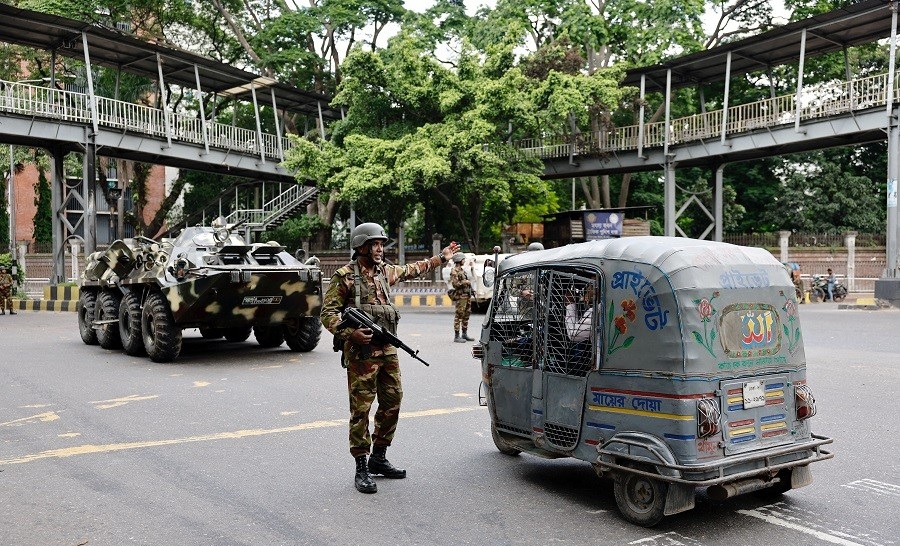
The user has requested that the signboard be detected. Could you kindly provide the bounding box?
[584,211,623,240]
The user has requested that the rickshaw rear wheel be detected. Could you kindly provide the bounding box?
[491,426,521,456]
[614,466,668,527]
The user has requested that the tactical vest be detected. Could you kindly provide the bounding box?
[338,261,400,337]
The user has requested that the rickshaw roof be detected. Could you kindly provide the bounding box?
[498,237,783,279]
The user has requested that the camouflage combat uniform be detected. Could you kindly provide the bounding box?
[0,268,13,314]
[321,255,446,458]
[449,262,472,336]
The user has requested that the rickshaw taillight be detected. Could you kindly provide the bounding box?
[697,398,722,439]
[795,384,817,421]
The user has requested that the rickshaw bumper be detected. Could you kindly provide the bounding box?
[596,433,833,487]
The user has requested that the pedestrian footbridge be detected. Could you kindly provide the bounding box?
[0,78,297,183]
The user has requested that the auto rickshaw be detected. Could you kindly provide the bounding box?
[473,237,832,527]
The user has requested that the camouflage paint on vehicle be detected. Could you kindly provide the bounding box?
[78,219,323,362]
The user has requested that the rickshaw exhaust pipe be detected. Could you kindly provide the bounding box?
[707,478,779,500]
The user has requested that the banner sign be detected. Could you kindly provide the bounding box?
[584,211,623,240]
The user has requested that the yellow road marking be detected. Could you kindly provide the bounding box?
[0,411,60,427]
[0,406,482,465]
[90,394,159,409]
[193,381,211,388]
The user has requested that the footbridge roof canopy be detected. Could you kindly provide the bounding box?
[0,3,339,119]
[625,0,897,92]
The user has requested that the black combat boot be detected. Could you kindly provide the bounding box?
[462,330,474,341]
[368,445,406,478]
[354,455,377,494]
[454,332,465,343]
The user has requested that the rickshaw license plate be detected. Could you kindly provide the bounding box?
[743,380,765,409]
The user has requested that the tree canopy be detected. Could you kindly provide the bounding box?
[3,0,889,253]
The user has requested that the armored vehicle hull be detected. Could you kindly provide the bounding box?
[77,220,323,362]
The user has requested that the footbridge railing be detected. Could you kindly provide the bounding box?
[512,71,900,159]
[0,79,292,161]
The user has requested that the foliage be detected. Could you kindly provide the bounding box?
[258,215,325,252]
[32,159,52,246]
[0,253,26,286]
[761,148,886,233]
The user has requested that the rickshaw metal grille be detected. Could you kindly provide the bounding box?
[544,423,579,449]
[537,271,597,377]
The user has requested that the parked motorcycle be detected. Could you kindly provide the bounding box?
[809,274,847,302]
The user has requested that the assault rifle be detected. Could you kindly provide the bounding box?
[336,307,431,367]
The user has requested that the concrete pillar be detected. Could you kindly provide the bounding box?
[51,149,67,285]
[779,230,791,262]
[17,242,27,278]
[845,231,857,293]
[398,224,406,265]
[70,242,80,282]
[432,233,442,282]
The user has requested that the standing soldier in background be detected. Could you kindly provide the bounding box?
[0,265,15,315]
[320,222,459,494]
[450,253,474,343]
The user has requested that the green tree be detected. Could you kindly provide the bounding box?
[33,158,52,247]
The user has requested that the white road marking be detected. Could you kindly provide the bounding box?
[841,479,900,498]
[739,508,867,545]
[629,532,705,545]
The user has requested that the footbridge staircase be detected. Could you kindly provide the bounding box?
[167,181,318,240]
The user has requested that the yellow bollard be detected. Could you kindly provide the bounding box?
[804,290,810,304]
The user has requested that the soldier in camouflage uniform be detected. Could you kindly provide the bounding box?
[450,253,474,343]
[0,265,15,315]
[320,222,459,494]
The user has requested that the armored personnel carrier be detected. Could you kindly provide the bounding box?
[77,217,323,362]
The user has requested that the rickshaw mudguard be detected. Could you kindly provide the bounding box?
[597,432,696,515]
[597,431,681,478]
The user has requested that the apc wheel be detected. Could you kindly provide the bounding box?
[199,327,224,340]
[491,427,521,456]
[613,467,668,527]
[96,291,123,350]
[141,292,182,363]
[254,324,284,348]
[77,290,98,345]
[283,317,321,352]
[223,326,252,343]
[119,292,145,356]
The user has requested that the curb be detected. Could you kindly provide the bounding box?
[11,294,456,313]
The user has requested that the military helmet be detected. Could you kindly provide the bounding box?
[350,222,388,249]
[527,242,544,251]
[452,252,465,263]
